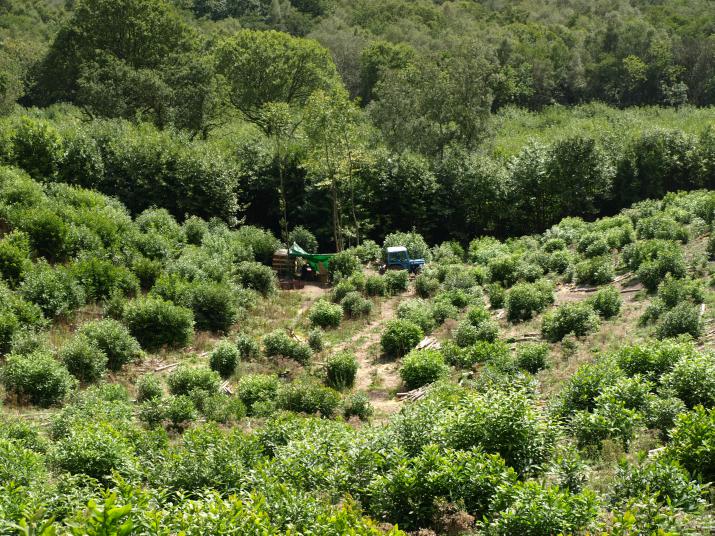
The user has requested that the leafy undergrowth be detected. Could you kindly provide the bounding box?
[0,171,714,534]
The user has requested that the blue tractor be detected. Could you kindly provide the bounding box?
[380,246,425,274]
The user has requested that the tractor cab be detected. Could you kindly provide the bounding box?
[382,246,425,274]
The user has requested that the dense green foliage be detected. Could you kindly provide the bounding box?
[0,0,714,533]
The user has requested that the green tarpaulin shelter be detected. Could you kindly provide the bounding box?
[288,243,334,273]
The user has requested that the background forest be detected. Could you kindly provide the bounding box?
[1,0,715,249]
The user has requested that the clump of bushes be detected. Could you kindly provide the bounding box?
[235,333,260,360]
[237,374,279,414]
[666,406,715,482]
[209,341,240,378]
[636,215,689,243]
[656,303,703,339]
[397,299,436,334]
[571,396,643,452]
[59,334,108,384]
[276,380,341,417]
[202,393,246,424]
[165,394,197,430]
[167,366,221,396]
[51,421,136,480]
[307,328,324,352]
[342,391,373,421]
[542,302,600,342]
[262,329,312,365]
[632,243,687,291]
[611,458,704,511]
[431,297,458,324]
[325,352,358,390]
[662,352,715,408]
[76,319,142,371]
[0,236,30,288]
[71,257,139,302]
[185,280,241,333]
[613,340,692,382]
[1,350,76,407]
[235,261,276,296]
[399,349,449,389]
[308,300,343,328]
[588,286,622,319]
[384,270,409,294]
[136,373,163,402]
[123,297,194,351]
[452,307,499,345]
[415,273,440,298]
[505,280,554,322]
[364,275,387,296]
[578,233,610,258]
[20,263,85,318]
[340,291,372,319]
[329,250,361,280]
[516,343,550,373]
[486,283,505,309]
[573,256,615,285]
[381,319,423,358]
[547,249,575,274]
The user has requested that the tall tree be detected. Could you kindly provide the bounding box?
[215,29,339,133]
[370,41,495,158]
[303,87,368,250]
[32,0,195,105]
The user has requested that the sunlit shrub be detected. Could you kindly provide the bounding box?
[381,319,423,358]
[1,350,75,407]
[325,351,358,390]
[542,302,600,342]
[399,349,449,389]
[123,297,194,351]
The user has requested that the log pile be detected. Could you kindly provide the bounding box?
[415,336,441,351]
[396,385,429,402]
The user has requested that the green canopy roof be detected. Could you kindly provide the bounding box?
[288,242,334,272]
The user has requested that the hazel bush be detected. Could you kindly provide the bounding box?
[262,329,313,365]
[364,275,387,297]
[1,350,76,407]
[574,256,615,285]
[325,352,358,390]
[276,380,341,417]
[505,280,554,322]
[656,303,703,339]
[123,297,194,351]
[136,373,164,402]
[399,349,449,389]
[384,270,409,295]
[167,366,221,397]
[209,341,241,378]
[20,263,85,319]
[542,302,600,342]
[237,374,280,414]
[342,391,373,421]
[396,299,436,334]
[588,285,622,319]
[308,300,343,328]
[59,334,108,384]
[516,343,550,374]
[340,291,372,319]
[415,273,439,298]
[235,333,261,360]
[76,319,142,371]
[381,319,423,358]
[662,352,715,408]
